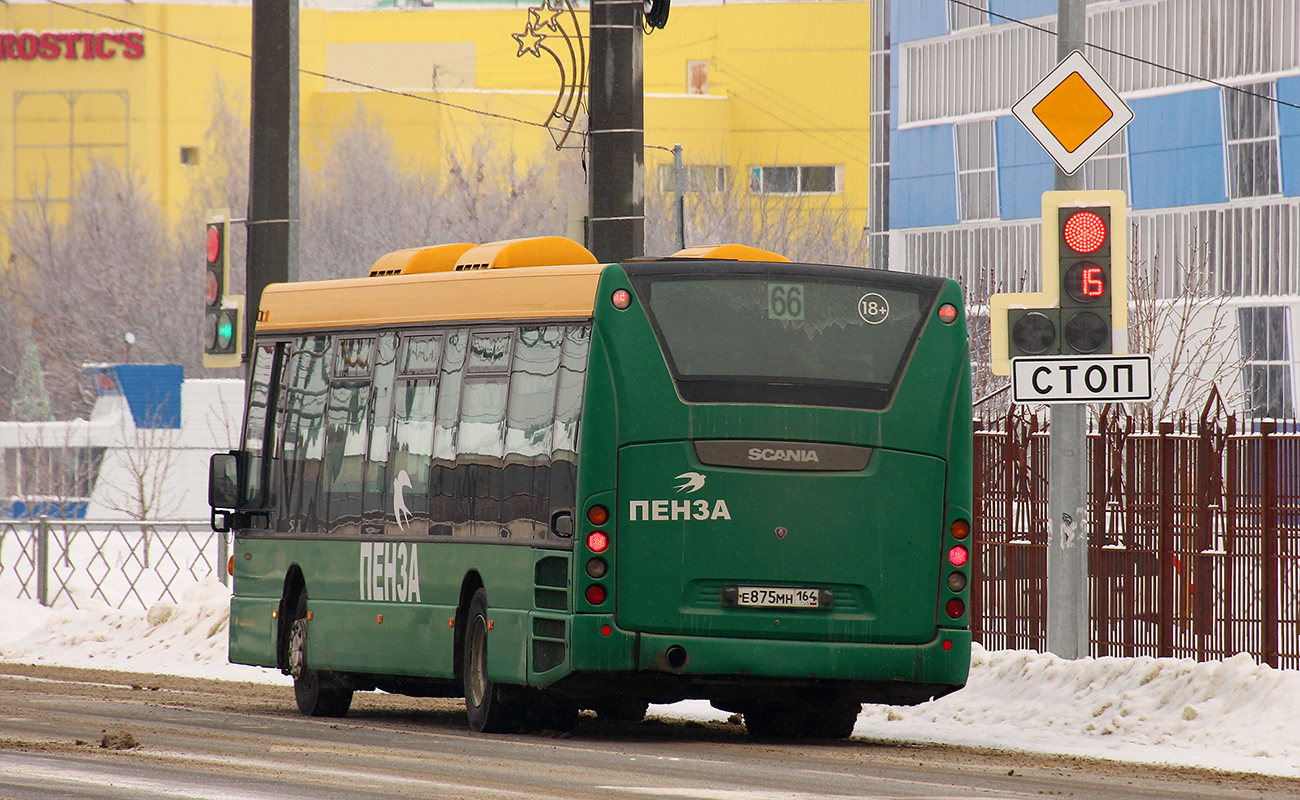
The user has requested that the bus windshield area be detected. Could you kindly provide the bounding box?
[626,262,944,410]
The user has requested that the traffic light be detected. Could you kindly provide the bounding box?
[203,209,244,368]
[989,190,1127,375]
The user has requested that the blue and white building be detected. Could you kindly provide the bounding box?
[870,0,1300,416]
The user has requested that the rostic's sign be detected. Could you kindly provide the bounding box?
[0,30,145,61]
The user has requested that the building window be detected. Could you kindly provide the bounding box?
[749,166,842,196]
[1082,131,1129,195]
[657,165,726,194]
[1239,306,1292,418]
[948,0,988,31]
[954,119,998,221]
[180,147,200,166]
[1223,82,1281,199]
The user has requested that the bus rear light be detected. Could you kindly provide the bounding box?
[945,598,965,619]
[942,639,953,651]
[601,625,612,637]
[951,519,970,540]
[937,303,959,324]
[585,584,607,605]
[587,531,609,553]
[228,555,234,576]
[947,572,967,592]
[948,545,969,567]
[587,505,609,526]
[586,557,608,579]
[611,289,632,310]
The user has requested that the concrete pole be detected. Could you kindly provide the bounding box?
[587,0,645,262]
[1046,0,1090,660]
[245,0,300,362]
[673,144,686,251]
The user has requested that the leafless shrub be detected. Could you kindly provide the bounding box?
[1126,229,1243,422]
[644,176,867,265]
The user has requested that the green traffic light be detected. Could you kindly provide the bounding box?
[216,312,234,348]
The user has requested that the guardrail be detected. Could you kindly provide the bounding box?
[0,518,227,611]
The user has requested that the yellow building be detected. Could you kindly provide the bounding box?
[0,0,870,255]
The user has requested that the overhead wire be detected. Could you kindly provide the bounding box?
[945,0,1300,111]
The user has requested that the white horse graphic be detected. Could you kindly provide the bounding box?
[393,470,414,530]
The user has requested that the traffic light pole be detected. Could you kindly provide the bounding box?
[246,0,300,362]
[1047,0,1090,660]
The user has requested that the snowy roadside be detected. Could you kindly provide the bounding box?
[2,580,1298,779]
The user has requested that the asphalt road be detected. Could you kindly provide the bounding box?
[0,663,1294,800]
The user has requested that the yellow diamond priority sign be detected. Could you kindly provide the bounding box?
[1012,50,1133,175]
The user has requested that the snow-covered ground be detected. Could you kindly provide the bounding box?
[3,581,1299,779]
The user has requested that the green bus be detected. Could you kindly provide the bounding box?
[210,236,973,738]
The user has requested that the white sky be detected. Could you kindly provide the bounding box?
[2,580,1298,779]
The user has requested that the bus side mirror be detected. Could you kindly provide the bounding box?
[209,452,243,511]
[550,509,575,538]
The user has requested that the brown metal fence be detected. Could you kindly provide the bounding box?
[973,390,1300,668]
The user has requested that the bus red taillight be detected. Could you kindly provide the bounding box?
[937,303,959,324]
[228,555,234,576]
[945,598,965,619]
[611,289,632,310]
[587,531,609,553]
[948,545,968,567]
[585,584,607,605]
[587,505,609,526]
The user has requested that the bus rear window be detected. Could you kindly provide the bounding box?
[626,263,944,410]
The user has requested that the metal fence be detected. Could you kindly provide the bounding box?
[0,519,228,611]
[974,392,1300,668]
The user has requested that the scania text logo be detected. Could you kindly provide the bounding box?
[630,473,732,522]
[748,447,820,464]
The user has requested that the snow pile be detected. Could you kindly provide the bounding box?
[3,585,1300,776]
[852,644,1300,776]
[0,580,281,683]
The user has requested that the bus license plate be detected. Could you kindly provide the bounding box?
[736,586,820,608]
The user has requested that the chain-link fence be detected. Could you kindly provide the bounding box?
[0,519,228,611]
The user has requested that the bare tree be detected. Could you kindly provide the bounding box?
[5,161,192,419]
[1126,230,1243,422]
[644,175,867,265]
[94,406,185,521]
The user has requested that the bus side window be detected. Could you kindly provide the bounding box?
[550,325,591,516]
[389,332,442,535]
[363,333,399,532]
[323,338,374,535]
[430,330,467,536]
[506,326,563,539]
[241,343,279,511]
[277,335,330,533]
[459,330,513,537]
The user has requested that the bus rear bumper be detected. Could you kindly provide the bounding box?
[564,616,971,705]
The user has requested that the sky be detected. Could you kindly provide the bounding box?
[2,580,1299,779]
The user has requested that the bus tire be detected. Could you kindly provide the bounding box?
[463,588,515,733]
[805,702,861,740]
[288,592,353,718]
[592,697,649,723]
[741,704,803,738]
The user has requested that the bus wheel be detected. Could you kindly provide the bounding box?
[804,702,861,740]
[288,592,353,718]
[592,697,649,723]
[741,704,804,738]
[463,588,516,733]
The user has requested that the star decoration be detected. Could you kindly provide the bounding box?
[512,26,547,58]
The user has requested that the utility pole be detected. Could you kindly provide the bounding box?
[1047,0,1090,660]
[245,0,300,362]
[587,0,644,262]
[673,143,686,251]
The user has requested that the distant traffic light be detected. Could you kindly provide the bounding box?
[204,209,243,368]
[989,190,1128,374]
